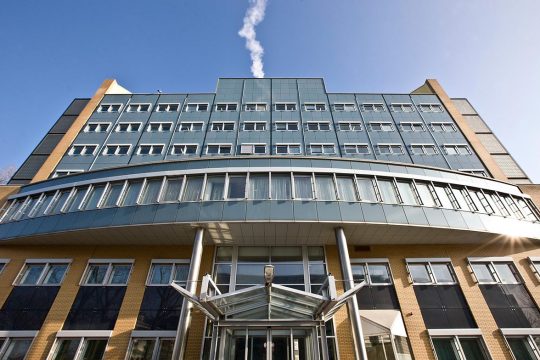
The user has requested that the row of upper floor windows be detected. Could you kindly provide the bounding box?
[2,171,537,224]
[83,120,458,134]
[97,101,445,114]
[66,142,474,158]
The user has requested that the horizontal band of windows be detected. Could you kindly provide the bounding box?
[2,172,537,225]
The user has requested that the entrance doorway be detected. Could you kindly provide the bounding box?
[223,328,315,360]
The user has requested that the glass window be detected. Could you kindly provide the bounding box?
[368,264,392,284]
[227,175,246,200]
[48,190,72,215]
[19,263,46,285]
[416,182,437,207]
[271,174,292,199]
[42,264,69,285]
[182,176,204,201]
[493,263,520,284]
[432,337,489,360]
[83,264,108,285]
[294,175,313,199]
[33,192,56,217]
[315,175,336,200]
[204,175,225,201]
[83,263,132,285]
[409,264,431,284]
[377,179,399,204]
[506,337,537,360]
[2,339,33,360]
[101,182,125,208]
[432,263,454,283]
[249,174,269,200]
[432,338,459,360]
[121,180,144,206]
[140,179,163,205]
[65,187,88,213]
[471,263,497,283]
[434,184,453,208]
[356,177,378,202]
[336,176,358,201]
[52,338,80,360]
[127,338,155,360]
[84,185,106,210]
[109,264,131,284]
[149,264,172,285]
[161,177,183,202]
[396,181,418,205]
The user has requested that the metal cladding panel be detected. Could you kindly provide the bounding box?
[452,98,478,115]
[50,115,78,133]
[477,133,507,153]
[33,134,64,154]
[64,98,90,116]
[10,155,48,182]
[463,115,490,133]
[492,155,528,178]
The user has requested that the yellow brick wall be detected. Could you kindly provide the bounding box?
[1,241,540,359]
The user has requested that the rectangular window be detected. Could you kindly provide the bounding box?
[443,144,471,155]
[53,170,83,178]
[303,103,326,111]
[115,122,141,132]
[415,182,439,207]
[275,122,299,131]
[271,174,292,200]
[137,144,164,155]
[505,335,540,360]
[240,144,266,155]
[50,337,108,360]
[228,175,247,199]
[15,260,70,286]
[274,103,296,111]
[183,103,208,112]
[410,144,438,155]
[400,122,425,132]
[147,261,189,285]
[140,178,163,205]
[315,175,337,200]
[431,122,457,132]
[419,103,444,112]
[211,122,235,131]
[249,174,269,200]
[0,338,34,360]
[127,338,175,360]
[101,182,125,208]
[407,260,455,285]
[170,144,198,155]
[275,144,301,155]
[48,189,74,215]
[204,175,226,201]
[352,262,393,285]
[0,260,8,274]
[370,122,394,132]
[431,336,489,360]
[206,144,232,155]
[306,122,331,131]
[377,144,404,155]
[333,103,356,112]
[69,145,97,156]
[215,103,238,111]
[396,180,420,205]
[160,177,183,203]
[361,103,385,112]
[119,180,144,207]
[178,122,203,132]
[244,103,267,111]
[469,259,520,284]
[84,122,110,133]
[293,174,313,199]
[147,122,172,132]
[82,261,133,286]
[127,103,151,112]
[83,185,106,210]
[356,177,379,202]
[97,104,122,113]
[156,103,179,112]
[390,103,415,112]
[310,144,335,155]
[344,144,370,155]
[377,178,399,204]
[243,121,266,131]
[338,122,362,131]
[181,176,204,201]
[336,176,359,201]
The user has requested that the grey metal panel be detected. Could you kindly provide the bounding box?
[33,134,64,155]
[463,115,490,133]
[338,202,364,222]
[176,203,200,222]
[111,207,138,226]
[477,134,507,153]
[50,115,78,133]
[246,201,270,220]
[451,99,477,115]
[402,206,429,225]
[422,208,449,227]
[199,202,225,221]
[64,99,90,116]
[222,201,247,221]
[360,203,386,223]
[492,155,528,178]
[91,208,118,228]
[381,204,408,224]
[154,204,180,223]
[132,205,158,225]
[10,155,48,181]
[293,201,317,221]
[270,201,294,220]
[316,202,341,221]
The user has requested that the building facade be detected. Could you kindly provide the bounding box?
[0,78,539,360]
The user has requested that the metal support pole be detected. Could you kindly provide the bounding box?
[319,323,330,360]
[172,227,205,360]
[335,227,368,360]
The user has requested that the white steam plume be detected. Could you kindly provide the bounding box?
[238,0,268,78]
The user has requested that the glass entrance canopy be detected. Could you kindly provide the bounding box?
[171,274,365,323]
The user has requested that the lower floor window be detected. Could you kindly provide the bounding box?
[0,337,33,359]
[51,337,108,360]
[431,336,489,360]
[506,335,540,360]
[127,337,174,360]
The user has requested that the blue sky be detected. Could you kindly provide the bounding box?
[1,0,539,181]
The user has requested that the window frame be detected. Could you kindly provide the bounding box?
[97,103,122,113]
[170,144,198,156]
[431,122,457,132]
[183,103,209,112]
[400,122,426,132]
[244,103,267,112]
[274,121,299,131]
[332,103,356,112]
[350,258,394,286]
[410,143,439,156]
[52,170,84,178]
[126,103,152,113]
[338,121,362,131]
[80,259,134,286]
[274,103,297,111]
[343,143,370,155]
[102,144,131,156]
[84,122,110,133]
[361,103,386,112]
[306,121,331,131]
[0,258,10,275]
[214,103,238,112]
[178,122,204,132]
[136,144,165,156]
[390,103,415,113]
[155,103,180,112]
[146,122,173,132]
[115,122,142,133]
[303,103,326,112]
[242,121,266,131]
[0,334,36,360]
[205,144,233,155]
[211,122,235,132]
[369,122,394,132]
[406,258,457,285]
[49,332,111,360]
[14,259,72,286]
[145,259,190,286]
[468,257,522,285]
[428,329,492,360]
[126,334,176,360]
[419,103,444,113]
[501,329,540,360]
[309,143,336,155]
[275,143,302,155]
[69,144,98,156]
[239,143,267,155]
[377,143,404,155]
[443,144,472,156]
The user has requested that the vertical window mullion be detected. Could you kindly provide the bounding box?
[136,179,148,205]
[103,263,114,285]
[428,182,442,207]
[372,177,382,202]
[230,247,238,292]
[302,246,310,292]
[224,173,230,200]
[392,179,403,204]
[290,173,296,199]
[116,181,129,207]
[35,263,49,285]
